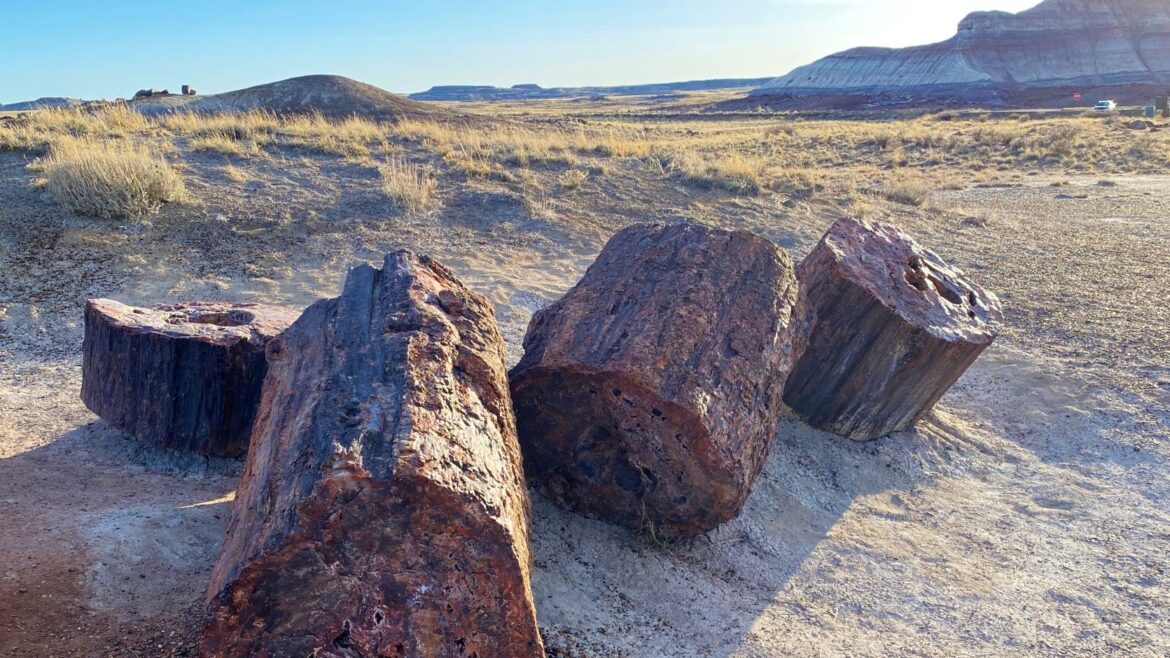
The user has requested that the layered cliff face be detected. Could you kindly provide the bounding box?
[754,0,1170,103]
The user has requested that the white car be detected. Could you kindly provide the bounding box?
[1093,100,1118,112]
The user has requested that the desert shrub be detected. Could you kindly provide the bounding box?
[558,168,588,190]
[379,159,436,212]
[586,128,654,157]
[283,114,386,157]
[40,137,186,218]
[672,151,769,195]
[773,167,819,198]
[443,145,494,178]
[524,191,557,221]
[95,104,153,135]
[878,178,933,207]
[158,110,279,140]
[221,164,250,183]
[190,132,263,157]
[1,107,131,151]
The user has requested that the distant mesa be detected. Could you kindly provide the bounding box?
[130,74,439,119]
[0,97,82,112]
[411,78,774,101]
[748,0,1170,108]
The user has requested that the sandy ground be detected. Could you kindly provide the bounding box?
[1,142,1168,657]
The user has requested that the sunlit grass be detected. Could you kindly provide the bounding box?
[38,136,186,218]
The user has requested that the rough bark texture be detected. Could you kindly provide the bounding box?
[784,217,1004,441]
[81,299,301,457]
[509,222,803,538]
[202,252,543,658]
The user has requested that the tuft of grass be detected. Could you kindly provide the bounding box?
[773,167,819,198]
[524,191,558,221]
[39,137,186,218]
[221,164,250,184]
[190,132,263,157]
[878,178,933,207]
[558,168,588,190]
[672,151,769,195]
[283,114,386,157]
[379,159,437,213]
[159,110,279,140]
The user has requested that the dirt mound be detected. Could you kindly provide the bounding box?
[132,74,439,119]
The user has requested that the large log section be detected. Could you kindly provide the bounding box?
[783,217,1003,441]
[509,222,804,539]
[202,252,544,658]
[81,299,301,457]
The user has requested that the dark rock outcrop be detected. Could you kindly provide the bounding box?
[752,0,1170,107]
[509,223,803,538]
[783,218,1003,441]
[202,253,544,658]
[81,299,300,457]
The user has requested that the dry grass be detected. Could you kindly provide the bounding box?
[190,132,264,157]
[379,159,437,213]
[877,178,934,207]
[7,104,1170,223]
[282,114,386,157]
[558,168,588,190]
[671,151,770,195]
[0,106,154,151]
[221,164,250,184]
[38,136,186,218]
[159,110,280,140]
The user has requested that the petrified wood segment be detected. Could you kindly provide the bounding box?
[81,299,300,457]
[509,222,803,538]
[783,217,1003,441]
[202,252,543,658]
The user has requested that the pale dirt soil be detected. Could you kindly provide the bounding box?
[1,128,1168,657]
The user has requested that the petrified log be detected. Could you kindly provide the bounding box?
[81,299,300,457]
[202,252,544,658]
[783,217,1003,441]
[509,222,803,538]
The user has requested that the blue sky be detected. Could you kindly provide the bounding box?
[1,0,1038,101]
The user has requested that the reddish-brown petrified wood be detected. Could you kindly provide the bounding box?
[783,217,1003,441]
[81,299,301,457]
[509,222,803,538]
[202,252,544,658]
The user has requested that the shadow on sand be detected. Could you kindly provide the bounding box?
[0,423,237,655]
[530,413,950,658]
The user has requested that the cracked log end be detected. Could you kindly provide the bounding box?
[510,222,802,538]
[783,217,1004,441]
[81,299,301,457]
[201,252,543,658]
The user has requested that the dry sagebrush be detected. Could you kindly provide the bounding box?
[39,137,186,218]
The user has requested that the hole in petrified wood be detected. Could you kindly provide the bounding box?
[174,309,256,327]
[928,274,965,305]
[906,259,968,307]
[905,262,930,293]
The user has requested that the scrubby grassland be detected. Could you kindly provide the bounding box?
[2,94,1170,657]
[3,103,1169,220]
